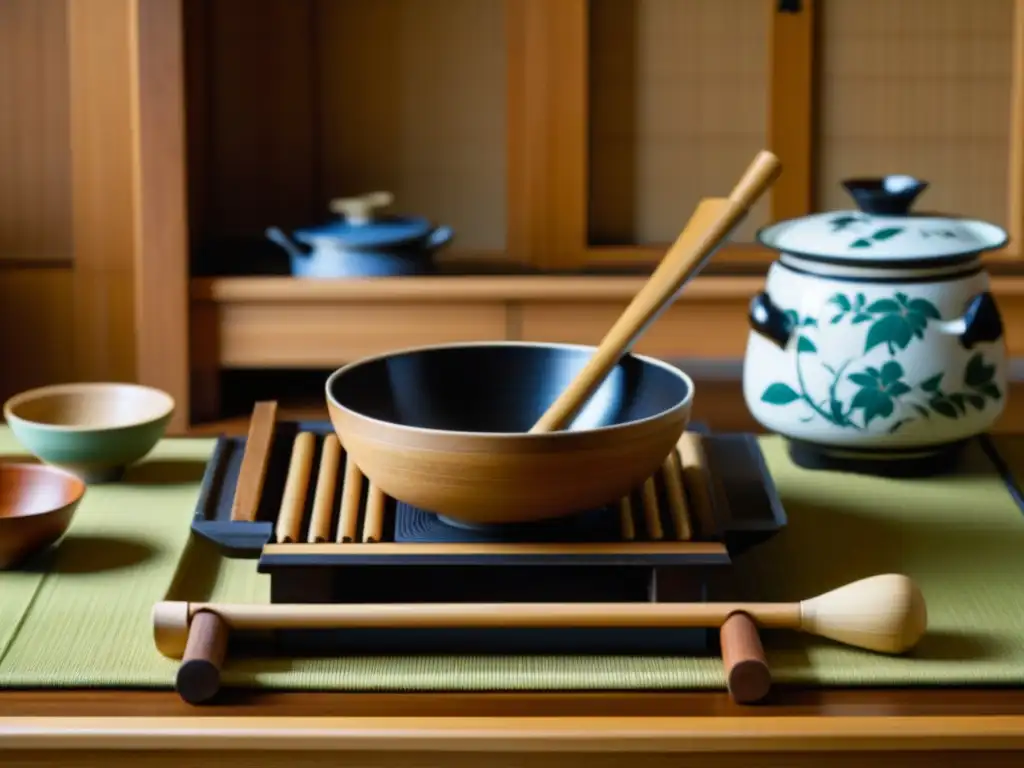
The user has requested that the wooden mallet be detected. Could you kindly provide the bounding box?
[153,573,927,704]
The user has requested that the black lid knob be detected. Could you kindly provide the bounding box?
[841,176,928,215]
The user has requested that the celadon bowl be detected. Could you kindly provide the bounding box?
[3,382,175,483]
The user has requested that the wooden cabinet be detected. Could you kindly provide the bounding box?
[5,0,1024,427]
[181,0,1024,271]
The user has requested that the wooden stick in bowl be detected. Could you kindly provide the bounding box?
[530,151,781,433]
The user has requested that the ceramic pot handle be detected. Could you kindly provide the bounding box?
[952,291,1004,349]
[748,292,792,350]
[265,227,312,257]
[425,226,455,251]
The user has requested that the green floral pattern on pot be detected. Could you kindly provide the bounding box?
[758,291,1003,435]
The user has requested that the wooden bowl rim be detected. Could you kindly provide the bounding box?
[324,340,695,440]
[0,462,87,519]
[2,382,175,433]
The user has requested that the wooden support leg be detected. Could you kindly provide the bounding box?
[720,611,771,704]
[175,610,230,705]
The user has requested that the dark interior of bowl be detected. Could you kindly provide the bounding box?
[327,344,690,433]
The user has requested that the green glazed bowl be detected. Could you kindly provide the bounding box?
[2,382,175,484]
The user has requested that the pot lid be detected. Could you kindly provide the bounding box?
[757,176,1008,263]
[294,191,434,248]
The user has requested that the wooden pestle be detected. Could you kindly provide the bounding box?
[154,574,927,661]
[530,150,781,433]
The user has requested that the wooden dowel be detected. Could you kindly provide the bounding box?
[155,575,927,659]
[618,496,635,541]
[308,435,340,543]
[229,401,277,522]
[361,483,386,542]
[720,612,771,704]
[641,477,663,540]
[175,610,229,705]
[336,451,363,543]
[274,432,316,544]
[677,432,717,537]
[661,450,693,541]
[165,601,801,632]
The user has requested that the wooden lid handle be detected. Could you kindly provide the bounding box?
[329,191,394,225]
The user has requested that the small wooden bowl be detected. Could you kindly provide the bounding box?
[3,382,175,483]
[0,463,86,569]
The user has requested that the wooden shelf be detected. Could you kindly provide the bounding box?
[188,273,1024,423]
[189,274,767,303]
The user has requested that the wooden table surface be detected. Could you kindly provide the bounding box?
[1,414,1022,767]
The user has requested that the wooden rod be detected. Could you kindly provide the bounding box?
[154,575,928,658]
[168,601,801,631]
[661,450,693,541]
[307,434,340,543]
[229,401,277,522]
[175,610,229,705]
[677,432,717,537]
[261,541,726,557]
[361,483,386,542]
[336,450,363,543]
[720,612,771,705]
[618,496,635,541]
[274,432,315,544]
[641,477,663,541]
[529,151,780,433]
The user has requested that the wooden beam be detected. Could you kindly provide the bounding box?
[1009,0,1024,253]
[68,0,137,384]
[132,0,190,433]
[67,0,190,432]
[506,0,588,269]
[767,0,816,221]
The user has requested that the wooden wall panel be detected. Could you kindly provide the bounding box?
[0,0,72,265]
[506,0,587,268]
[816,0,1015,223]
[0,266,74,404]
[587,0,770,246]
[67,0,137,383]
[65,0,191,432]
[195,0,318,242]
[0,0,74,402]
[186,0,507,258]
[318,0,507,254]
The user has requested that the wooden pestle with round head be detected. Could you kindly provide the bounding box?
[530,150,782,433]
[798,573,928,654]
[152,574,927,660]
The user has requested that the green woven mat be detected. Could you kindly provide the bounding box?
[1,425,1024,691]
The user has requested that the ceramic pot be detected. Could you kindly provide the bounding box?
[266,192,454,278]
[742,176,1009,473]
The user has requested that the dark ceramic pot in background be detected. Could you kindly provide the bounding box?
[266,192,454,278]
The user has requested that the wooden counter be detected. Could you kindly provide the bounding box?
[2,418,1024,766]
[2,689,1024,766]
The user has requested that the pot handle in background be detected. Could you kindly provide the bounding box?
[265,227,313,258]
[425,226,455,251]
[748,292,793,350]
[937,291,1004,350]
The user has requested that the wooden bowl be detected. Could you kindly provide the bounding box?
[326,342,694,526]
[0,463,86,569]
[3,382,175,483]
